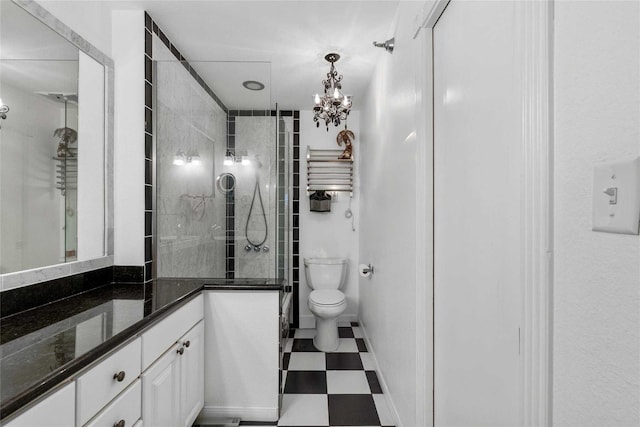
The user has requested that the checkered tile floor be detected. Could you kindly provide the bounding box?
[241,322,395,427]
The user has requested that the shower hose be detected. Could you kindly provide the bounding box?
[245,178,268,250]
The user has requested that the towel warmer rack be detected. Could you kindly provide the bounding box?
[306,147,353,195]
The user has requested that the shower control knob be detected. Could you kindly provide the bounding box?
[254,245,261,252]
[262,246,270,253]
[244,245,253,252]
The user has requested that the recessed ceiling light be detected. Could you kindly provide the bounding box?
[242,80,265,91]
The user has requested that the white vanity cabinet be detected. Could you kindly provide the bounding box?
[3,383,75,427]
[141,321,204,427]
[2,294,204,427]
[202,291,280,422]
[141,294,204,427]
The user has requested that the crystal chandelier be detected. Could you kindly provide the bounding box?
[313,53,352,130]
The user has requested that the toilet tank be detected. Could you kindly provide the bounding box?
[303,258,348,290]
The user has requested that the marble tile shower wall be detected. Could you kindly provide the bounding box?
[233,115,277,278]
[153,37,227,277]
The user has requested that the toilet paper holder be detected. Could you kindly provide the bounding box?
[359,263,374,277]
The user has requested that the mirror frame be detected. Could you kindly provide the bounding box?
[0,0,114,290]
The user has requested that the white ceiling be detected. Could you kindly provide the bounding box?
[113,0,400,110]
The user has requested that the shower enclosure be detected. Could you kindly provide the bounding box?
[153,57,291,280]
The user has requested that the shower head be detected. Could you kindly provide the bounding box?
[45,93,78,150]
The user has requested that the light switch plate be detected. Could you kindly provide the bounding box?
[592,157,640,235]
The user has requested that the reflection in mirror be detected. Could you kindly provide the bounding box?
[0,1,80,273]
[0,0,112,285]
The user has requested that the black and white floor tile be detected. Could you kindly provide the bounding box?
[241,322,395,427]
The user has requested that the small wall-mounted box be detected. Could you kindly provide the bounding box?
[592,157,640,235]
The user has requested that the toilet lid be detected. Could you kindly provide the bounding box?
[309,290,345,306]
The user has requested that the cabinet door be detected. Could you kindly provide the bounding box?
[142,345,181,427]
[179,321,204,427]
[4,382,74,427]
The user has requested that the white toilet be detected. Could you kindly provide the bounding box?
[303,257,348,352]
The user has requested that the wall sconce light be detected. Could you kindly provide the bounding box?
[187,150,201,165]
[173,150,186,166]
[224,151,235,166]
[223,151,255,167]
[174,149,202,166]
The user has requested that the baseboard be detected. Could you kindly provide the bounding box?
[340,313,359,324]
[298,314,359,329]
[358,320,403,427]
[197,406,278,423]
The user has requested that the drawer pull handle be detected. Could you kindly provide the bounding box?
[177,347,185,355]
[183,340,191,348]
[113,371,126,382]
[114,420,125,427]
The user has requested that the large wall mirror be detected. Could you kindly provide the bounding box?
[0,0,113,289]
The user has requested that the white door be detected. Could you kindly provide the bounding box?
[434,1,522,425]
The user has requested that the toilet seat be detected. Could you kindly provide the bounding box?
[309,290,345,307]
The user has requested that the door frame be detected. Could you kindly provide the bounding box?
[414,0,553,425]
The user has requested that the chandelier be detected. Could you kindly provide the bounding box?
[313,53,352,130]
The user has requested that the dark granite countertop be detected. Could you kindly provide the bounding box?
[0,277,285,420]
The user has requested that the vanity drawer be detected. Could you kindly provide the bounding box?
[3,382,75,427]
[76,338,142,426]
[141,294,203,369]
[84,380,141,427]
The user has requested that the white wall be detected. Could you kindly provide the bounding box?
[553,1,640,425]
[358,2,430,426]
[298,111,360,328]
[112,11,146,266]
